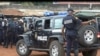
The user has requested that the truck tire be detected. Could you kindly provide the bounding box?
[49,40,64,56]
[78,25,97,47]
[16,39,32,56]
[82,49,97,56]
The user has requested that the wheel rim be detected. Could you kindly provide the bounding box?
[51,45,59,56]
[84,30,94,44]
[18,43,27,54]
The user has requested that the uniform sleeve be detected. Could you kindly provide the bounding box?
[76,19,82,25]
[73,17,82,25]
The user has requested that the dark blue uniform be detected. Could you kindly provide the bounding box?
[3,21,9,48]
[9,21,18,45]
[15,23,24,43]
[62,15,82,56]
[0,21,3,45]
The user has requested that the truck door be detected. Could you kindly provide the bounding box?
[33,19,50,48]
[96,17,100,38]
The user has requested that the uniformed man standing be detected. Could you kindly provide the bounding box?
[14,19,24,44]
[0,18,3,45]
[3,19,9,48]
[62,8,95,56]
[9,18,18,46]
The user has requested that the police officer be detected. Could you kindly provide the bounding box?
[14,19,24,44]
[0,18,3,45]
[3,19,9,48]
[62,8,95,56]
[9,18,18,46]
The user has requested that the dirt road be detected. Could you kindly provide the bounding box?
[0,45,100,56]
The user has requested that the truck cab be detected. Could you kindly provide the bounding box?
[16,10,100,56]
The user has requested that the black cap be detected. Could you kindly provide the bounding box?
[67,8,74,12]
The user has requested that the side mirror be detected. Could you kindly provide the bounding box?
[37,26,43,31]
[35,25,43,31]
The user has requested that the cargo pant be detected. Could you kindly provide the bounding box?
[66,35,79,56]
[3,30,8,47]
[0,30,3,45]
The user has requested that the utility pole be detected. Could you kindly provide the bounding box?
[68,3,71,8]
[89,3,92,10]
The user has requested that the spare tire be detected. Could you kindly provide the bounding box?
[78,25,97,47]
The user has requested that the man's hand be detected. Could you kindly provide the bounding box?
[63,37,66,42]
[91,19,96,22]
[89,19,96,23]
[82,19,96,25]
[62,25,65,37]
[62,33,66,41]
[62,25,66,41]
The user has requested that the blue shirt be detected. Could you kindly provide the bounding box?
[62,15,82,36]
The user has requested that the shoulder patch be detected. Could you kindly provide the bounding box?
[64,19,73,24]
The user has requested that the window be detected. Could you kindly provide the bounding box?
[44,19,51,29]
[35,20,42,30]
[54,18,63,29]
[36,20,42,26]
[96,17,100,32]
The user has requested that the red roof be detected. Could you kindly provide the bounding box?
[0,9,23,16]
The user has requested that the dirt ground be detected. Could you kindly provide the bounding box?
[0,45,100,56]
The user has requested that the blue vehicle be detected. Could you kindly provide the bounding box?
[16,10,100,56]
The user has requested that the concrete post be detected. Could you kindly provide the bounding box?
[68,3,71,8]
[89,3,92,10]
